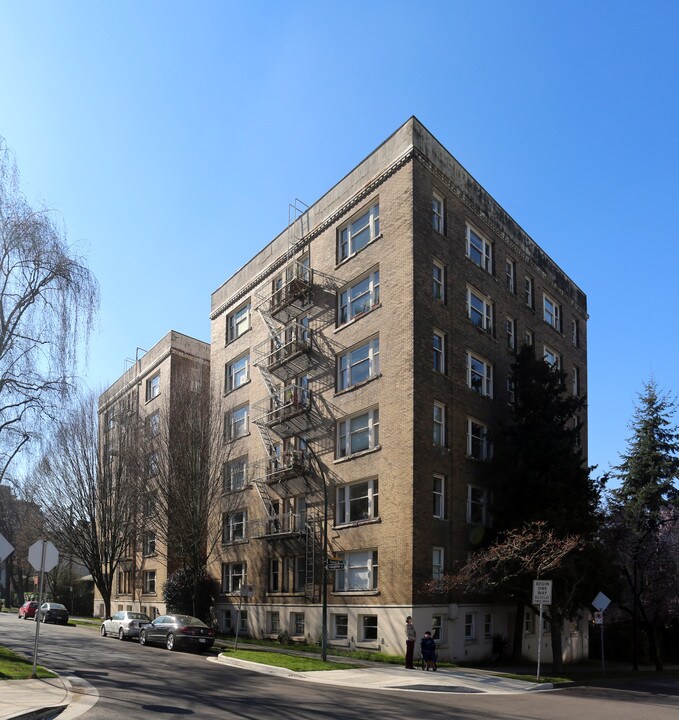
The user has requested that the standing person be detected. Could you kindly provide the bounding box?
[405,616,416,669]
[420,631,437,671]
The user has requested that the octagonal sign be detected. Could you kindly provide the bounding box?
[28,540,59,572]
[0,533,13,562]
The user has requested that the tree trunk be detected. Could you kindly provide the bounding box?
[549,615,565,675]
[646,624,663,671]
[512,601,525,659]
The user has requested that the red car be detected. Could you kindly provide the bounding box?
[18,601,39,620]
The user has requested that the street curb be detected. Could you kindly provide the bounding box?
[209,654,304,679]
[6,705,68,720]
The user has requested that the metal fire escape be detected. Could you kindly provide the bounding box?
[249,202,323,601]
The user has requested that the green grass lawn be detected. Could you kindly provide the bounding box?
[220,648,357,672]
[0,646,56,680]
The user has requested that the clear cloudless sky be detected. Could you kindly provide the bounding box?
[1,1,677,482]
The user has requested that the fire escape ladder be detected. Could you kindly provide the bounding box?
[304,509,321,602]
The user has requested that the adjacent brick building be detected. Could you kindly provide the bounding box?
[209,117,588,662]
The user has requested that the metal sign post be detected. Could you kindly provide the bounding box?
[592,592,610,676]
[532,580,553,681]
[27,540,59,678]
[234,584,254,651]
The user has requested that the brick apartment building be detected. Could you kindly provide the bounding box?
[209,117,589,663]
[95,331,210,619]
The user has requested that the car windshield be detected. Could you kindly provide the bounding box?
[128,613,150,620]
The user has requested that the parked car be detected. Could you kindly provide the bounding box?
[139,614,215,652]
[38,602,69,625]
[101,611,151,640]
[18,601,39,620]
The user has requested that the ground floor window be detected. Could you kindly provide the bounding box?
[431,614,444,642]
[221,610,232,633]
[484,613,493,639]
[360,614,378,641]
[267,611,280,634]
[239,610,248,633]
[292,612,305,636]
[333,614,348,639]
[464,613,475,640]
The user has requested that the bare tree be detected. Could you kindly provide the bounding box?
[32,388,138,618]
[0,137,98,482]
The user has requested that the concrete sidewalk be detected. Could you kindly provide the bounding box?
[1,672,98,720]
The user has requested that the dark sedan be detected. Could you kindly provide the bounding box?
[38,602,69,625]
[139,614,215,652]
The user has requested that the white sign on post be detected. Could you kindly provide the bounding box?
[28,540,59,572]
[0,533,14,562]
[532,579,553,606]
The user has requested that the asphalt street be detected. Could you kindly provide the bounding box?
[1,612,678,720]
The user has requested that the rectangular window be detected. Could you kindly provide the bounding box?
[336,408,380,457]
[432,259,446,302]
[432,547,444,580]
[506,316,516,350]
[433,401,446,447]
[572,365,580,396]
[466,225,492,272]
[221,562,246,594]
[338,269,380,325]
[294,556,306,592]
[269,559,280,593]
[292,612,305,636]
[467,352,493,397]
[226,354,249,392]
[227,405,249,440]
[467,485,491,526]
[543,345,561,369]
[507,375,515,406]
[543,293,561,331]
[572,318,579,347]
[118,571,131,595]
[361,615,378,641]
[227,303,250,343]
[222,511,246,543]
[432,193,444,233]
[334,550,378,592]
[333,614,348,639]
[142,532,156,556]
[505,259,515,293]
[433,474,445,519]
[464,613,475,640]
[467,419,491,460]
[433,330,446,373]
[484,613,493,639]
[143,570,156,594]
[339,203,380,261]
[525,276,534,309]
[337,478,379,525]
[145,374,160,401]
[239,610,248,633]
[524,329,534,346]
[224,457,247,492]
[268,611,280,634]
[467,287,493,331]
[432,615,444,642]
[338,336,380,390]
[525,609,535,634]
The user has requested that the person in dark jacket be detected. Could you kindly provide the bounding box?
[420,631,437,671]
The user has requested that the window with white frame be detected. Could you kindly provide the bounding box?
[433,401,446,447]
[227,405,249,440]
[466,225,492,272]
[338,269,380,325]
[433,474,445,519]
[507,375,515,406]
[543,345,561,369]
[338,203,380,261]
[267,611,280,634]
[224,457,247,493]
[221,562,245,594]
[467,485,491,526]
[506,258,516,293]
[143,570,156,594]
[292,612,305,636]
[142,532,156,556]
[524,608,535,634]
[337,478,379,525]
[145,374,160,401]
[524,329,534,346]
[432,614,444,642]
[433,330,446,373]
[239,610,248,633]
[467,287,493,331]
[334,550,378,592]
[432,259,446,302]
[333,614,348,639]
[543,293,561,331]
[506,316,516,350]
[432,547,444,579]
[361,615,378,641]
[467,352,493,397]
[338,336,380,390]
[226,354,249,392]
[484,613,493,639]
[525,276,534,309]
[432,193,444,233]
[467,419,491,460]
[336,408,380,457]
[572,318,579,347]
[227,303,251,343]
[222,510,246,543]
[571,365,580,396]
[464,612,476,640]
[269,559,280,593]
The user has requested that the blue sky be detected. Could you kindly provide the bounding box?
[1,1,678,480]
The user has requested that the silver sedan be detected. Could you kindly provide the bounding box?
[101,611,151,640]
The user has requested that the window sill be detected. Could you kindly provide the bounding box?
[334,445,381,464]
[221,539,249,547]
[225,432,251,444]
[356,642,380,650]
[334,517,381,531]
[334,303,381,334]
[225,378,251,396]
[226,326,251,347]
[335,233,383,268]
[331,590,380,597]
[335,374,381,397]
[265,592,308,597]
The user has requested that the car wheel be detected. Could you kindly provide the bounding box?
[166,633,175,651]
[118,628,125,641]
[139,630,147,646]
[100,624,107,637]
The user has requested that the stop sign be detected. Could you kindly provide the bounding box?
[0,533,13,562]
[28,540,59,572]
